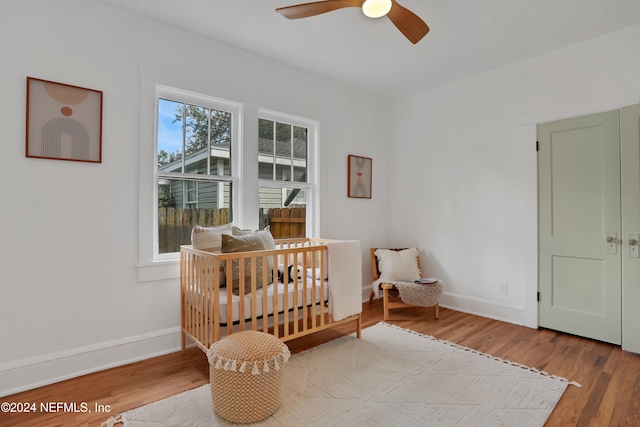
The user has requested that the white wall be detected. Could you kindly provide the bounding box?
[0,0,391,396]
[390,25,640,330]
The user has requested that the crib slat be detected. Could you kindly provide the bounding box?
[301,250,308,333]
[238,258,245,332]
[264,260,273,334]
[292,251,299,336]
[283,249,290,338]
[310,247,317,330]
[226,259,233,337]
[248,255,256,329]
[207,257,215,348]
[320,246,326,327]
[213,257,220,344]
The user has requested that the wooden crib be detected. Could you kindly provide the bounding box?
[180,237,362,352]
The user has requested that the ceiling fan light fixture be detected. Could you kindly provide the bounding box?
[276,0,428,44]
[362,0,392,18]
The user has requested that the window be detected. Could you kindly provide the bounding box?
[185,181,198,206]
[258,111,317,239]
[139,79,319,276]
[155,89,238,256]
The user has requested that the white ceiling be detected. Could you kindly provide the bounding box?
[100,0,640,99]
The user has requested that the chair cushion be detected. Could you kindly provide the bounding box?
[375,247,421,282]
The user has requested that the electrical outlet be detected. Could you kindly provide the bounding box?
[499,282,508,294]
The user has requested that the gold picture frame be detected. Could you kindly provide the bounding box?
[348,154,372,198]
[26,77,103,163]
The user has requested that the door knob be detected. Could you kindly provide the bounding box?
[607,236,616,243]
[630,239,638,246]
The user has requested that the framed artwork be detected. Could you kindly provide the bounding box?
[26,77,103,163]
[348,154,372,198]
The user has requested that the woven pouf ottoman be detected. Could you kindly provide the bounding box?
[206,331,291,423]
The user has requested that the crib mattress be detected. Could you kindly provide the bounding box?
[188,277,328,325]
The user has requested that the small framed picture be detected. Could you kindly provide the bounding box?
[26,77,103,163]
[348,155,372,198]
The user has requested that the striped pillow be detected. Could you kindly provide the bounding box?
[222,233,267,295]
[191,223,233,252]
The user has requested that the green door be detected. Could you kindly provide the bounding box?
[538,110,622,344]
[621,103,640,353]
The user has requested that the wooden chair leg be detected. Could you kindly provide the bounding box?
[383,286,390,321]
[368,289,375,304]
[434,303,440,320]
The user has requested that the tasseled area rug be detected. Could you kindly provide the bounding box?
[103,322,579,427]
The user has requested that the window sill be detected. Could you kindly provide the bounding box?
[137,259,180,282]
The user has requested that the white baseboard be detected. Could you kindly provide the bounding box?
[0,327,185,398]
[362,286,530,328]
[439,292,527,327]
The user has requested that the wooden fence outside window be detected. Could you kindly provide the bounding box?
[158,207,306,253]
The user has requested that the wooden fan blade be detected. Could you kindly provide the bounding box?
[276,0,363,19]
[386,0,429,44]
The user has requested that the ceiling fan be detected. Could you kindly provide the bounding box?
[276,0,429,44]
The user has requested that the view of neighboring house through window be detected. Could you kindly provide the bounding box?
[148,85,317,261]
[258,116,311,238]
[157,98,233,254]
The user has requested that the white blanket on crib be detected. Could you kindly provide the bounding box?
[326,240,363,321]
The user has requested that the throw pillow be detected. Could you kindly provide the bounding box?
[191,223,233,252]
[232,226,276,250]
[222,233,268,295]
[231,226,252,236]
[191,223,233,288]
[231,226,276,283]
[375,247,421,282]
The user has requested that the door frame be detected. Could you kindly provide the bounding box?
[524,98,640,353]
[536,110,622,345]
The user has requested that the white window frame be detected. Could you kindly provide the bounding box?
[258,109,319,238]
[154,86,241,262]
[137,75,320,282]
[138,81,242,281]
[185,181,198,207]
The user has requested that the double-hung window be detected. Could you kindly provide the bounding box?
[139,80,319,280]
[155,87,239,257]
[258,110,318,238]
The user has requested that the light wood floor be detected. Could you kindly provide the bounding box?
[2,299,639,426]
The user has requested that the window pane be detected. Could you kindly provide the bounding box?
[258,161,274,180]
[185,105,208,155]
[259,186,306,238]
[159,101,233,177]
[258,118,275,179]
[157,99,183,172]
[258,118,274,150]
[276,122,292,181]
[293,126,307,182]
[158,178,232,254]
[209,109,231,176]
[258,119,308,182]
[184,104,208,175]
